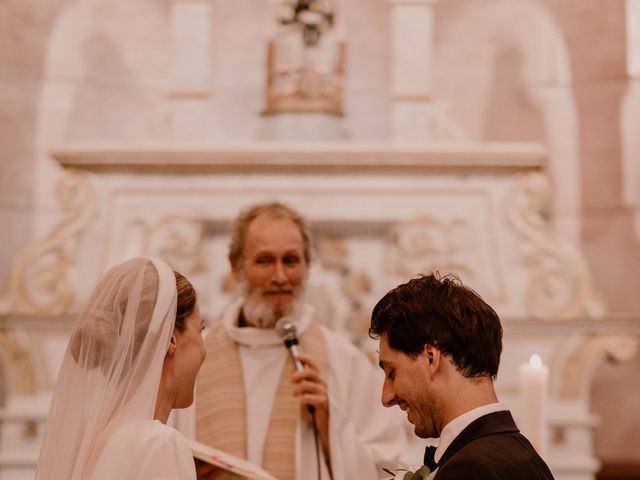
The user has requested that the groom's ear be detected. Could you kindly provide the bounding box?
[422,344,441,375]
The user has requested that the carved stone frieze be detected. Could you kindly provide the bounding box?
[382,213,507,305]
[386,216,474,278]
[0,170,93,315]
[130,214,209,276]
[507,172,606,320]
[311,237,373,339]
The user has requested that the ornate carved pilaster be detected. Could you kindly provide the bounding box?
[0,331,37,397]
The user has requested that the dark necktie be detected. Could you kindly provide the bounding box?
[423,445,438,471]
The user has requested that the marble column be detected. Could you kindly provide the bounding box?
[389,0,437,142]
[167,0,213,141]
[623,0,640,236]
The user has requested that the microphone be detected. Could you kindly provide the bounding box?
[275,316,315,414]
[276,316,304,371]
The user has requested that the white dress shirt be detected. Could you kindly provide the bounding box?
[434,402,508,464]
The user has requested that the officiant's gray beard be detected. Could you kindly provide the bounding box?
[240,281,305,329]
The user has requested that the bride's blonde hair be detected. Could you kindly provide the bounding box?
[69,264,196,374]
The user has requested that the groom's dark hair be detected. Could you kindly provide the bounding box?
[369,273,502,379]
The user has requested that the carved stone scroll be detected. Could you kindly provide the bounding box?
[507,172,605,320]
[0,170,94,315]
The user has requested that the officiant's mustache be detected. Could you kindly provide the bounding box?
[263,287,294,295]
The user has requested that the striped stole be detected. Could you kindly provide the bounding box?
[196,320,328,480]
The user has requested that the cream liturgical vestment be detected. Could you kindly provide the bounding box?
[195,300,408,480]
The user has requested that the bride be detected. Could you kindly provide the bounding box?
[36,257,206,479]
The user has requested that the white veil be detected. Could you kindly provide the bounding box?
[36,257,177,479]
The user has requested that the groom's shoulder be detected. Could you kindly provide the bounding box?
[441,432,553,479]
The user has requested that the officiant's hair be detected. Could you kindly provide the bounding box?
[369,273,503,379]
[228,201,312,268]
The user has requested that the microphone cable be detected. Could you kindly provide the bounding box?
[312,410,322,480]
[310,410,333,480]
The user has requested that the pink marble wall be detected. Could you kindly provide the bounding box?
[0,0,64,282]
[551,0,640,315]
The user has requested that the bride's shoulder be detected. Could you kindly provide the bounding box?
[91,421,195,479]
[112,419,184,443]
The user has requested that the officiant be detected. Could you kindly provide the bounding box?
[194,202,408,480]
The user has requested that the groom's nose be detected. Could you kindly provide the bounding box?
[381,379,397,407]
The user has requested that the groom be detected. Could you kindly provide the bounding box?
[369,273,555,479]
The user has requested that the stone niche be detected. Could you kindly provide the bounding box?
[0,142,636,480]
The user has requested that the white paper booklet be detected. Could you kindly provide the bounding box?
[190,439,280,480]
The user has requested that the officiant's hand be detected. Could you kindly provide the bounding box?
[292,353,330,462]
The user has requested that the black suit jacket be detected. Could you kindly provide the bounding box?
[434,411,554,480]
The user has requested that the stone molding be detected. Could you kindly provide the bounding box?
[50,142,546,173]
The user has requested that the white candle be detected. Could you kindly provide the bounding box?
[518,354,548,457]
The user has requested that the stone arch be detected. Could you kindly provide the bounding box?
[550,334,638,401]
[435,0,581,244]
[37,0,172,144]
[34,0,172,220]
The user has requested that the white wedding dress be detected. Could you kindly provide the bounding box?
[91,420,195,479]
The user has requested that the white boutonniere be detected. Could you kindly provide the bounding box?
[383,465,436,480]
